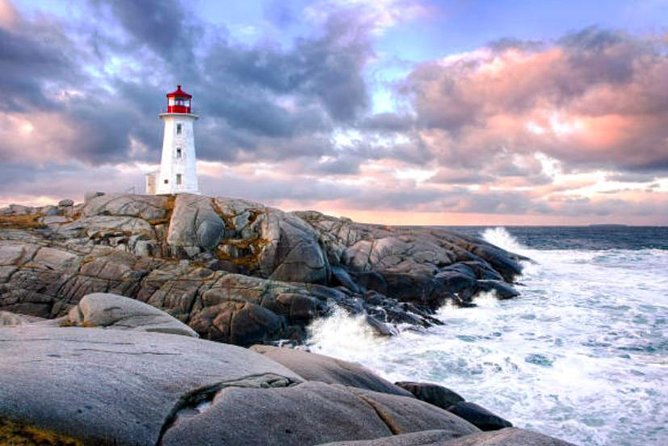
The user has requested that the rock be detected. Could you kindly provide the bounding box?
[31,246,81,273]
[477,280,520,299]
[317,429,474,445]
[446,402,513,431]
[38,215,70,225]
[250,345,412,397]
[161,381,479,446]
[439,427,576,445]
[59,215,155,238]
[0,326,303,446]
[342,386,480,438]
[40,205,60,216]
[67,292,198,337]
[317,427,576,446]
[82,193,169,221]
[58,199,74,207]
[0,311,42,326]
[1,193,528,345]
[331,265,362,293]
[167,194,225,255]
[0,241,39,266]
[255,209,330,284]
[8,204,33,215]
[189,300,287,346]
[395,381,465,410]
[84,191,105,203]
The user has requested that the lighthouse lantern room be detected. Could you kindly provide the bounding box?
[146,85,199,195]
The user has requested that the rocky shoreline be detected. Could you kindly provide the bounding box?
[1,293,573,445]
[0,194,577,445]
[0,193,526,345]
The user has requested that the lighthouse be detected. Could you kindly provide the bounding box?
[146,85,199,195]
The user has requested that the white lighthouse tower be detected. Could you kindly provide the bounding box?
[146,85,199,195]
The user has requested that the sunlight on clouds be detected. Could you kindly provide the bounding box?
[0,0,18,31]
[1,112,78,163]
[394,167,436,182]
[305,0,429,35]
[525,121,546,135]
[548,113,583,137]
[332,128,363,148]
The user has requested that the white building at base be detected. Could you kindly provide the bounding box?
[146,85,199,195]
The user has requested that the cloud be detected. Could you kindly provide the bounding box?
[93,0,199,71]
[1,0,667,225]
[402,27,668,172]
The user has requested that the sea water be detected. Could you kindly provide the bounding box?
[306,226,668,445]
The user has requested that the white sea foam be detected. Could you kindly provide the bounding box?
[307,228,668,446]
[481,226,528,254]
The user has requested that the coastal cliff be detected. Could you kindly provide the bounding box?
[0,193,526,345]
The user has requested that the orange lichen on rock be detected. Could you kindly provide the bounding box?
[0,214,46,229]
[0,418,82,446]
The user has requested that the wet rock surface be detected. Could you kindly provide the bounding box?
[446,402,513,432]
[0,193,527,344]
[395,381,466,410]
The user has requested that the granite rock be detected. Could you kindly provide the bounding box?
[251,345,412,396]
[0,194,527,344]
[0,326,302,446]
[395,381,466,410]
[67,292,198,337]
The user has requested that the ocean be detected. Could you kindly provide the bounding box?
[306,226,668,446]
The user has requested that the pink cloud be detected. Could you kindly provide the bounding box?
[405,29,668,172]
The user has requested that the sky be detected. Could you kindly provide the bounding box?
[1,0,667,225]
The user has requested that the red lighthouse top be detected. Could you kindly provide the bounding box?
[166,85,192,113]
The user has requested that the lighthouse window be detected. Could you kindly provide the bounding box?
[176,174,182,185]
[164,179,168,184]
[176,148,182,158]
[176,123,182,134]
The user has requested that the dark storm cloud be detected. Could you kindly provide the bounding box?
[361,113,415,132]
[200,6,372,134]
[93,0,199,71]
[0,25,78,111]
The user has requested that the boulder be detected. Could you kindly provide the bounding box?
[255,210,330,284]
[67,292,198,337]
[189,300,286,345]
[167,194,225,255]
[250,345,412,397]
[84,191,105,203]
[0,326,302,446]
[59,215,155,238]
[30,247,81,273]
[395,381,465,410]
[58,199,74,207]
[446,402,513,431]
[317,429,475,446]
[439,427,576,445]
[317,427,576,446]
[0,311,42,326]
[342,386,480,438]
[161,381,479,446]
[82,193,169,221]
